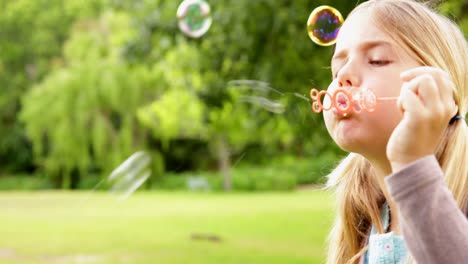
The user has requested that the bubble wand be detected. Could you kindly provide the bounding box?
[309,88,398,115]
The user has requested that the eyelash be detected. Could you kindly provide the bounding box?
[369,60,391,66]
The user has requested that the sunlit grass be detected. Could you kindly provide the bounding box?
[0,190,334,264]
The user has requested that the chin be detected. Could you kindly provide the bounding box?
[333,134,370,154]
[336,142,360,153]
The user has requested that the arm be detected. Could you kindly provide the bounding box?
[385,155,468,264]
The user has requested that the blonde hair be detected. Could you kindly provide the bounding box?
[326,0,468,263]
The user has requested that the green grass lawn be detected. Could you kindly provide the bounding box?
[0,190,334,264]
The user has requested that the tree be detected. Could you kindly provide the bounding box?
[18,0,364,189]
[137,52,294,190]
[20,10,163,188]
[15,0,467,190]
[0,0,104,174]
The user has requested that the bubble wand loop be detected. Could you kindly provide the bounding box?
[309,88,398,115]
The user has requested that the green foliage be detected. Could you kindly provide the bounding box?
[20,11,162,188]
[137,82,207,147]
[152,153,342,192]
[0,0,105,174]
[76,174,103,190]
[153,171,220,190]
[152,173,189,190]
[270,154,339,185]
[155,167,297,192]
[3,0,467,190]
[439,1,468,34]
[0,174,54,190]
[231,167,297,191]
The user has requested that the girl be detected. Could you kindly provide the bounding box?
[323,0,468,263]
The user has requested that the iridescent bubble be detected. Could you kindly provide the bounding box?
[177,0,212,38]
[307,5,344,46]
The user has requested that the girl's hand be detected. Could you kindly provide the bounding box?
[386,66,458,173]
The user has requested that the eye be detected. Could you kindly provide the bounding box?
[369,60,391,66]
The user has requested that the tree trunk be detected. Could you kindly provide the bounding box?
[62,171,71,190]
[217,136,232,192]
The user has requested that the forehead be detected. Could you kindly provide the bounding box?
[334,10,394,53]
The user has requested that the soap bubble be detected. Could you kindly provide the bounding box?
[307,6,344,46]
[362,90,377,112]
[334,90,351,112]
[108,151,151,200]
[75,151,151,208]
[177,0,212,38]
[227,80,286,114]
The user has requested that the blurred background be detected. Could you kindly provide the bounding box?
[0,0,466,263]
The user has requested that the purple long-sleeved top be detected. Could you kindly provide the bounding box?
[384,155,468,263]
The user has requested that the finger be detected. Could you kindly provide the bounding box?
[401,67,455,117]
[399,85,426,117]
[438,75,458,116]
[396,95,404,114]
[402,74,441,111]
[400,66,441,81]
[401,67,454,107]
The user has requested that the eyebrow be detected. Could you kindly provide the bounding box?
[331,40,393,64]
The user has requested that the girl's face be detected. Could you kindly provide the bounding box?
[323,11,420,158]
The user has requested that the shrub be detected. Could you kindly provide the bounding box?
[0,174,54,190]
[153,171,222,191]
[269,153,339,185]
[150,154,341,192]
[232,167,297,191]
[77,175,104,190]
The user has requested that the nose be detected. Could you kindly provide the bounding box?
[336,61,361,88]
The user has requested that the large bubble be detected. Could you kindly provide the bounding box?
[177,0,212,38]
[107,151,151,200]
[307,6,344,46]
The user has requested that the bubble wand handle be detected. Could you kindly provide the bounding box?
[377,97,399,101]
[309,88,398,114]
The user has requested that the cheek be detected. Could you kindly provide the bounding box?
[323,81,338,109]
[323,111,333,130]
[368,76,403,98]
[368,103,402,133]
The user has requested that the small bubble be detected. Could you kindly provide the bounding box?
[177,0,212,38]
[307,6,344,46]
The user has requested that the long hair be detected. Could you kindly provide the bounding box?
[325,1,468,263]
